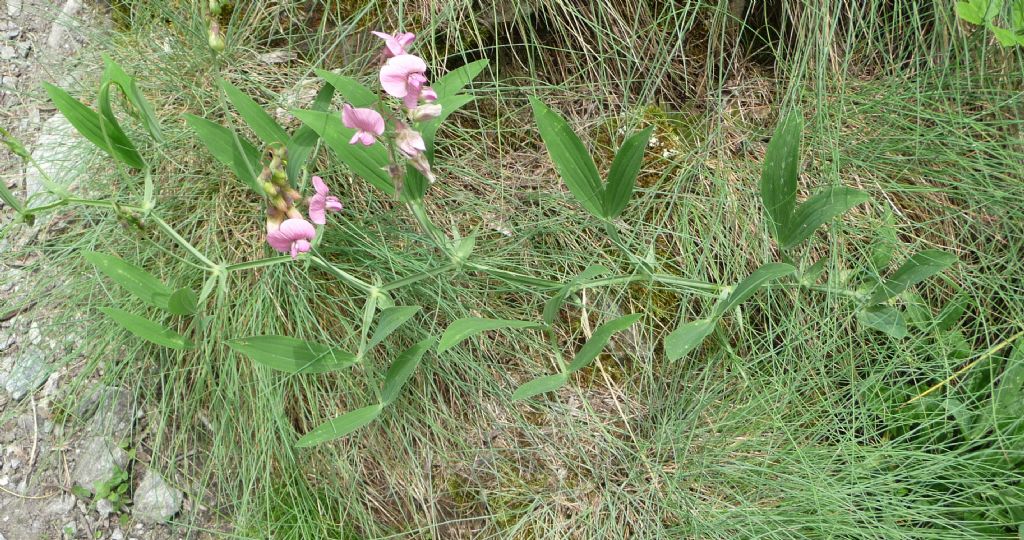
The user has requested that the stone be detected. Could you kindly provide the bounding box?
[4,347,50,400]
[6,0,21,17]
[71,437,129,493]
[79,386,136,441]
[45,494,76,516]
[47,0,83,52]
[110,529,124,540]
[25,113,82,204]
[131,470,182,524]
[96,498,114,518]
[0,46,15,60]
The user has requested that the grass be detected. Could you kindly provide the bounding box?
[3,0,1024,538]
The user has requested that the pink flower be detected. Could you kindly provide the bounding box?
[341,104,385,146]
[395,123,426,157]
[420,87,437,102]
[267,218,316,259]
[408,103,442,122]
[380,54,429,109]
[371,31,415,57]
[308,176,343,225]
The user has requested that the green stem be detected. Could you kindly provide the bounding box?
[382,262,457,291]
[224,256,293,273]
[308,255,374,294]
[149,214,218,269]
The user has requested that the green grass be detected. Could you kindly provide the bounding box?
[3,0,1024,538]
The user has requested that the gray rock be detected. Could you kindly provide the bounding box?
[4,347,51,400]
[79,386,136,441]
[25,113,82,205]
[6,0,21,17]
[132,470,182,524]
[72,437,129,493]
[0,45,15,60]
[45,494,77,516]
[96,498,114,518]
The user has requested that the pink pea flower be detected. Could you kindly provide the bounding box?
[408,103,442,122]
[308,176,343,225]
[380,54,429,109]
[395,123,426,157]
[371,31,415,57]
[267,218,316,259]
[342,104,385,146]
[420,87,437,102]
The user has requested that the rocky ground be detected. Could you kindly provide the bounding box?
[0,2,211,538]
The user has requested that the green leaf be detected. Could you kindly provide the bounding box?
[989,24,1020,45]
[220,80,289,145]
[714,263,796,317]
[226,335,357,373]
[800,257,828,286]
[101,55,162,142]
[932,294,969,333]
[295,404,382,447]
[43,83,145,169]
[781,186,870,249]
[542,265,611,326]
[166,288,198,316]
[183,114,262,193]
[291,109,394,196]
[286,83,334,183]
[511,373,568,401]
[760,111,802,242]
[380,338,434,405]
[419,94,475,154]
[956,1,985,24]
[84,251,172,309]
[438,318,542,354]
[867,249,957,305]
[366,306,421,352]
[567,313,642,372]
[603,125,653,219]
[96,81,146,169]
[315,70,378,107]
[530,97,604,218]
[858,305,908,338]
[664,318,715,361]
[99,307,194,350]
[432,59,489,99]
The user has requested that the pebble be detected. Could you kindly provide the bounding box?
[6,0,21,17]
[4,347,50,400]
[0,45,15,60]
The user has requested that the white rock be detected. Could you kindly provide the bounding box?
[71,437,129,493]
[132,470,183,524]
[6,0,21,17]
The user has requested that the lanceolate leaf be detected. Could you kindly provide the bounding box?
[867,249,958,305]
[567,313,642,372]
[858,305,908,338]
[530,97,604,218]
[226,335,357,373]
[291,109,393,196]
[781,186,870,249]
[183,114,262,193]
[97,82,145,169]
[438,318,542,353]
[166,288,198,316]
[543,265,611,326]
[315,70,377,107]
[380,338,434,405]
[664,318,715,361]
[220,80,289,145]
[286,83,334,183]
[366,306,421,353]
[760,111,802,243]
[714,262,796,317]
[84,251,172,309]
[101,56,163,142]
[43,83,144,168]
[603,125,654,219]
[432,59,489,99]
[511,373,567,401]
[99,307,193,350]
[295,404,382,447]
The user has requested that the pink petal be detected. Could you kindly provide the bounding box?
[325,196,343,212]
[341,104,357,129]
[351,108,385,134]
[357,131,376,146]
[279,218,316,241]
[267,231,292,253]
[396,33,416,48]
[312,176,328,195]
[380,55,426,97]
[420,86,437,102]
[348,132,362,145]
[308,197,326,225]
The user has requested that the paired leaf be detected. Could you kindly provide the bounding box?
[366,306,421,352]
[431,59,489,99]
[43,83,144,168]
[183,114,262,193]
[603,126,654,218]
[226,335,357,373]
[714,263,796,317]
[295,404,383,447]
[380,338,434,405]
[867,249,957,305]
[101,56,162,142]
[760,111,802,242]
[781,186,869,249]
[511,374,568,401]
[84,251,172,309]
[291,109,393,196]
[858,305,908,338]
[530,97,603,217]
[438,318,542,353]
[315,70,377,107]
[220,80,289,145]
[99,307,193,350]
[664,318,715,361]
[542,265,610,326]
[567,314,642,372]
[286,83,334,183]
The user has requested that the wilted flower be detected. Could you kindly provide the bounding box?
[341,104,385,146]
[371,31,415,58]
[267,218,316,259]
[308,176,343,225]
[394,123,426,157]
[380,54,429,109]
[408,153,436,184]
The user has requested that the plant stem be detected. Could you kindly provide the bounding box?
[308,255,374,294]
[149,214,218,269]
[224,256,294,273]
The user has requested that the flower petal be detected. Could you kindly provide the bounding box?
[312,176,328,195]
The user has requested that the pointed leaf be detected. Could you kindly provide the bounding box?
[781,186,869,249]
[99,307,193,350]
[419,94,475,155]
[315,70,377,107]
[858,305,908,338]
[543,265,611,326]
[291,109,393,196]
[286,83,334,183]
[43,83,144,168]
[438,318,543,354]
[603,126,653,218]
[511,373,568,401]
[226,335,357,373]
[715,263,796,317]
[956,1,985,24]
[220,80,289,145]
[183,114,262,193]
[665,318,715,361]
[101,56,162,142]
[84,251,172,309]
[432,59,489,99]
[380,338,434,405]
[530,97,603,218]
[96,82,146,169]
[760,111,802,242]
[166,288,198,316]
[568,313,642,372]
[366,306,421,352]
[867,249,957,305]
[295,404,382,447]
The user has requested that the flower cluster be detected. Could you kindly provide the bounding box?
[261,145,342,259]
[341,31,441,186]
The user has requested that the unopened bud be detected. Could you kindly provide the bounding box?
[408,103,442,122]
[208,22,225,52]
[263,182,278,196]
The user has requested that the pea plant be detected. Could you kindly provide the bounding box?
[957,0,1024,46]
[0,12,957,447]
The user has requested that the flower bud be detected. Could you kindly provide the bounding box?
[208,21,225,52]
[408,103,442,122]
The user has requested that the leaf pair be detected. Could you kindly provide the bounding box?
[531,98,653,220]
[956,0,1024,46]
[857,250,958,339]
[760,111,869,250]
